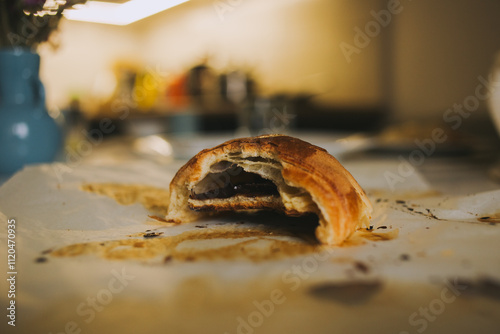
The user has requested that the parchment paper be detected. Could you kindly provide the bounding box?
[1,159,499,334]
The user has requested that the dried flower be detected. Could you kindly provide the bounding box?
[0,0,86,50]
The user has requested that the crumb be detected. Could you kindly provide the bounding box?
[35,257,47,263]
[400,254,410,261]
[354,261,370,274]
[143,232,163,238]
[426,209,439,219]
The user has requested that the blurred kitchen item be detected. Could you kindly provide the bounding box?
[122,115,168,137]
[62,97,89,155]
[134,68,162,112]
[166,72,190,110]
[250,94,297,136]
[220,69,255,136]
[93,61,139,119]
[169,133,235,160]
[372,120,473,156]
[168,111,201,136]
[488,51,500,138]
[290,131,373,162]
[487,51,500,182]
[0,49,62,175]
[187,59,218,109]
[132,134,173,163]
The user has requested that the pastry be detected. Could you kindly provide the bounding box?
[166,135,372,245]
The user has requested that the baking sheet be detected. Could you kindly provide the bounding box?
[1,160,499,334]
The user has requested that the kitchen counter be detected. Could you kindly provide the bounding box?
[1,132,499,334]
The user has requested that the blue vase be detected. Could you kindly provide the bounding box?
[0,49,62,175]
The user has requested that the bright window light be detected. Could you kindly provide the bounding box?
[64,0,190,26]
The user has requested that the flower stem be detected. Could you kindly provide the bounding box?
[0,0,12,48]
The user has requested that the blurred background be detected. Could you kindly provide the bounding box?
[38,0,500,130]
[2,0,500,180]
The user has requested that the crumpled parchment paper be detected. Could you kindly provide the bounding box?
[0,159,499,334]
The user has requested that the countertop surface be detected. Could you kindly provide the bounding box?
[1,131,500,334]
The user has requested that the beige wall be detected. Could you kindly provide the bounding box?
[39,19,142,110]
[39,0,500,120]
[40,0,387,111]
[390,0,500,120]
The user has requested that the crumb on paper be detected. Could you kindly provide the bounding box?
[345,228,399,246]
[477,213,500,224]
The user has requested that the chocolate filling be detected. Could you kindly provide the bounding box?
[190,165,279,200]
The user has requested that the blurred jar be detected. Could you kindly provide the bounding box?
[220,70,256,136]
[487,52,500,182]
[252,94,296,136]
[62,97,88,154]
[488,51,500,138]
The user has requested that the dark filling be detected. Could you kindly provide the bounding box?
[190,165,279,200]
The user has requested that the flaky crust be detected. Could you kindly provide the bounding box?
[166,135,372,245]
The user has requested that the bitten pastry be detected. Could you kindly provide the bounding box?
[166,135,372,245]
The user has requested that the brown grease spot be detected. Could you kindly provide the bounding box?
[343,228,399,246]
[50,224,399,263]
[477,213,500,224]
[70,183,400,262]
[50,225,322,263]
[81,183,170,215]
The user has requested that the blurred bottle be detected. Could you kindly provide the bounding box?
[166,72,190,111]
[63,97,88,154]
[253,94,296,136]
[186,59,218,110]
[219,69,255,136]
[488,51,500,138]
[134,69,161,112]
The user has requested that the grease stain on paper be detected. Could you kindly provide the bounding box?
[50,224,398,263]
[477,213,500,225]
[81,183,170,215]
[66,183,399,263]
[50,224,321,263]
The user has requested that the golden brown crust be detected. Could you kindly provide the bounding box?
[166,135,372,245]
